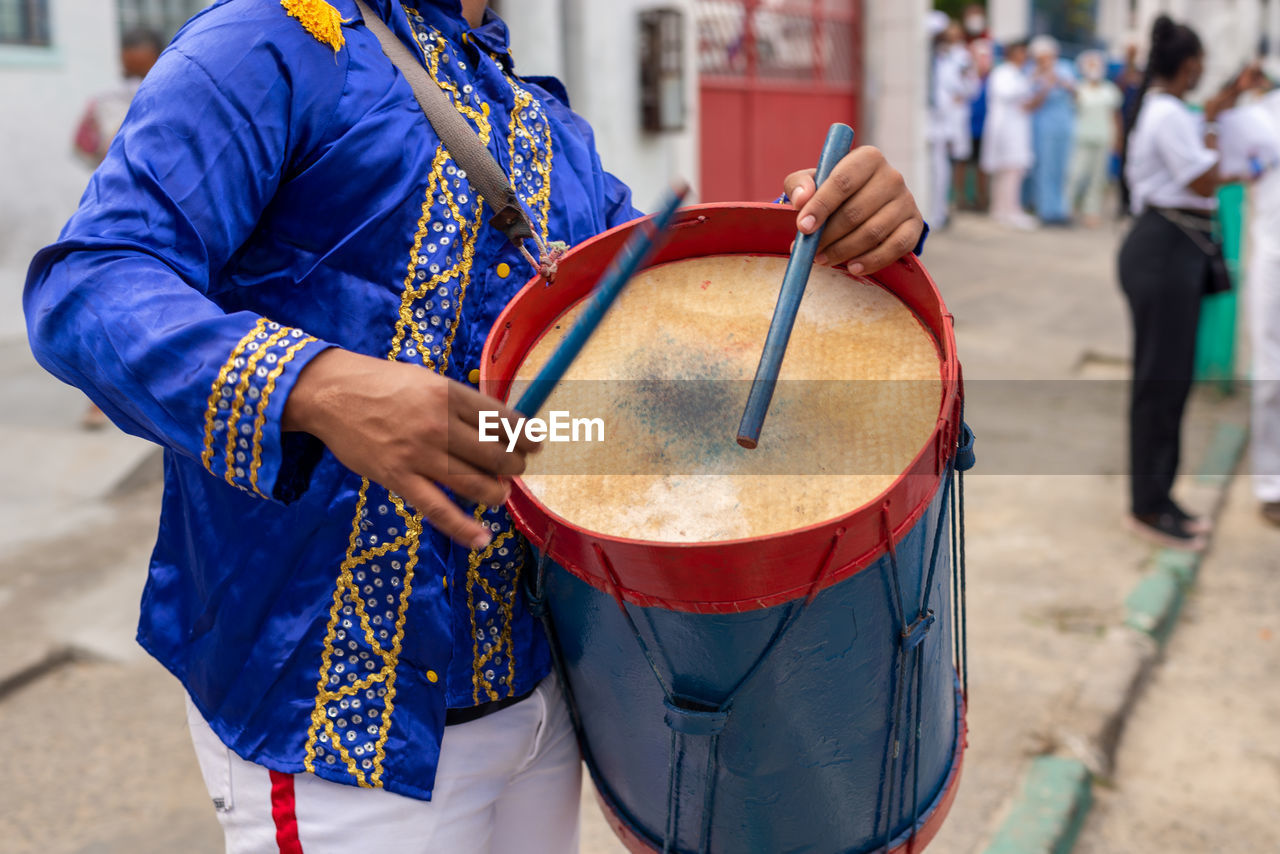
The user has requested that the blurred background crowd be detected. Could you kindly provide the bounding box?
[927,2,1278,233]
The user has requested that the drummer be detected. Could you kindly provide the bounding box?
[24,1,926,850]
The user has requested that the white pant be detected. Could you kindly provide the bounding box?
[1068,139,1111,219]
[930,138,953,228]
[186,676,581,854]
[1249,244,1280,502]
[989,168,1035,229]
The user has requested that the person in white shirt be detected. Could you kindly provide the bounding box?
[982,40,1047,230]
[1117,15,1246,549]
[1249,89,1280,525]
[1225,85,1280,525]
[1068,50,1123,226]
[930,18,980,228]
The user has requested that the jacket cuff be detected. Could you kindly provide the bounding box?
[200,319,331,502]
[914,221,930,256]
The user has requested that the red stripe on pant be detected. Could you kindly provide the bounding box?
[269,770,304,854]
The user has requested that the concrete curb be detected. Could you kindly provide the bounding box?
[107,445,164,497]
[979,420,1249,854]
[0,644,74,701]
[982,757,1093,854]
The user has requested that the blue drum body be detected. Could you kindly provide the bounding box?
[540,484,964,854]
[485,204,970,854]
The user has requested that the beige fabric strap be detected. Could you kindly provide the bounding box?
[353,0,538,250]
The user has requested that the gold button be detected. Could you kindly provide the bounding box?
[426,670,439,683]
[468,368,481,384]
[496,263,511,279]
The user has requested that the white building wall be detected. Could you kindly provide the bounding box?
[1096,0,1131,53]
[863,0,931,218]
[1129,0,1261,90]
[499,0,567,79]
[508,0,699,207]
[1267,0,1280,76]
[0,0,118,340]
[565,0,700,205]
[988,0,1031,43]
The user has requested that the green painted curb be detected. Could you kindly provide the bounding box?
[1196,422,1248,483]
[1154,550,1199,588]
[983,757,1093,854]
[1123,567,1185,645]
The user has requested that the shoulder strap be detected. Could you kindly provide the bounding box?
[353,0,539,253]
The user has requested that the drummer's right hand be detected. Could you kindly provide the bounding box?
[283,348,540,549]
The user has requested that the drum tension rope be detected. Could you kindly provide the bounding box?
[525,419,974,854]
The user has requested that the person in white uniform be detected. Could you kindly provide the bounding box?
[1118,15,1247,549]
[982,40,1047,230]
[1068,50,1123,226]
[1231,87,1280,524]
[930,17,979,228]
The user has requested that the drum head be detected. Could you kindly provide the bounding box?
[510,254,942,542]
[483,203,961,612]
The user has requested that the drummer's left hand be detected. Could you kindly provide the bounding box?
[784,146,925,275]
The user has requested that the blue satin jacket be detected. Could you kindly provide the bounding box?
[25,0,637,800]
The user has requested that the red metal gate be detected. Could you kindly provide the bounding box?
[697,0,863,203]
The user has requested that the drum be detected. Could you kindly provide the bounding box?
[482,203,971,854]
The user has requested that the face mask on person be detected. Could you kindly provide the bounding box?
[964,13,986,35]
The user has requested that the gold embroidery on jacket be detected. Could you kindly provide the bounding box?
[222,327,289,486]
[247,335,318,494]
[201,319,268,476]
[281,0,346,53]
[305,17,501,788]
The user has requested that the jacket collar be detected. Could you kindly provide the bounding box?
[349,0,512,63]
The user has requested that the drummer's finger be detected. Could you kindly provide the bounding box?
[815,194,916,268]
[433,455,513,509]
[397,473,493,549]
[448,415,531,477]
[783,169,817,208]
[450,386,542,455]
[812,173,903,259]
[795,147,883,236]
[842,219,926,276]
[449,382,511,425]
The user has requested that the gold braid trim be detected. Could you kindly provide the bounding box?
[281,0,346,53]
[466,505,517,703]
[222,328,290,487]
[370,493,421,787]
[305,15,519,787]
[247,335,318,496]
[201,319,268,476]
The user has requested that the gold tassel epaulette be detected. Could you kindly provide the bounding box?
[281,0,346,53]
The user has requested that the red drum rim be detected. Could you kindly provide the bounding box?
[482,203,962,614]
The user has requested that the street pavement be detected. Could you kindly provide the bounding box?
[0,212,1273,854]
[1074,471,1280,854]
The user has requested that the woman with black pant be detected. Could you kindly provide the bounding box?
[1118,16,1244,549]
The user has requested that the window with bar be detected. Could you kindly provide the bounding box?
[0,0,51,47]
[697,0,860,86]
[117,0,210,42]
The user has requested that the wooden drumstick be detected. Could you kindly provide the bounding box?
[514,183,690,418]
[737,123,855,449]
